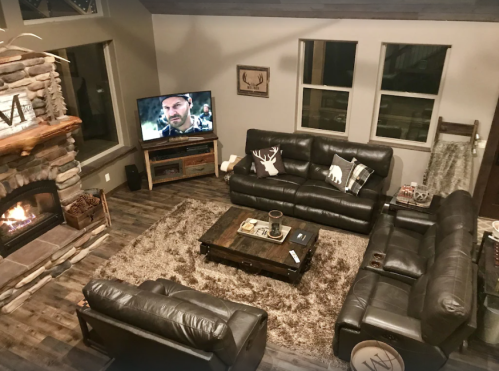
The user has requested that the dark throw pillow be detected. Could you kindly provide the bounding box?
[347,157,375,196]
[251,145,286,178]
[326,154,354,193]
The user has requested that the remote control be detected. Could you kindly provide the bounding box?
[289,250,300,263]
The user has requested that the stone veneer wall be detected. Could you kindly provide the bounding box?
[0,52,62,138]
[0,52,83,206]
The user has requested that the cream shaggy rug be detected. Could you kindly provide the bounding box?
[94,199,368,365]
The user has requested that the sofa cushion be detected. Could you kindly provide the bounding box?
[295,180,376,221]
[358,173,384,202]
[156,279,268,324]
[229,173,303,203]
[335,269,378,332]
[310,136,393,178]
[383,248,427,279]
[369,276,411,316]
[83,279,238,365]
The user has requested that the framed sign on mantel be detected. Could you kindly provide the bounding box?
[237,65,270,98]
[0,89,37,139]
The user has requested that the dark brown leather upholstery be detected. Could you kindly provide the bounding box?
[230,129,393,234]
[361,190,476,281]
[333,252,477,371]
[80,279,268,371]
[334,190,478,371]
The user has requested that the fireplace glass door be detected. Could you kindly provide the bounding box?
[0,181,63,258]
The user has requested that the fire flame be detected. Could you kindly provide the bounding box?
[2,202,36,233]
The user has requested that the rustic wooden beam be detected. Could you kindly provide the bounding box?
[0,116,82,156]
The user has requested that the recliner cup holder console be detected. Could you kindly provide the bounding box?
[369,252,386,270]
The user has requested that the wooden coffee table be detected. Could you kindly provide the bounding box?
[199,207,319,284]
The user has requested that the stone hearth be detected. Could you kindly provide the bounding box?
[0,52,109,314]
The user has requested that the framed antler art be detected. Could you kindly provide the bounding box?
[237,65,270,98]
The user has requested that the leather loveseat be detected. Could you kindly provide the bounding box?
[230,130,393,234]
[361,190,476,282]
[79,278,268,371]
[333,190,477,371]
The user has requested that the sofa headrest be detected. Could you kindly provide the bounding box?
[245,129,313,162]
[83,279,238,365]
[421,250,473,346]
[310,136,393,177]
[437,190,475,239]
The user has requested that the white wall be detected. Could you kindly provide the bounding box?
[152,15,499,195]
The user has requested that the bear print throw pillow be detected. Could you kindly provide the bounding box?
[325,154,355,193]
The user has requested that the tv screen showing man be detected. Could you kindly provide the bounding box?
[138,91,213,141]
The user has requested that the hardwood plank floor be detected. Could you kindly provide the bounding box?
[0,174,497,371]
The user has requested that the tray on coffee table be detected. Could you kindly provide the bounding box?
[237,218,291,244]
[199,207,319,284]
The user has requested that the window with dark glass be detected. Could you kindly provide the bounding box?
[51,43,119,162]
[19,0,98,21]
[299,40,357,134]
[374,43,450,143]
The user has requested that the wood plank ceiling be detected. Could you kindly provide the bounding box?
[139,0,499,22]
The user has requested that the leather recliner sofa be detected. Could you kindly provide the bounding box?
[230,129,393,234]
[333,190,477,371]
[79,278,268,371]
[361,190,476,282]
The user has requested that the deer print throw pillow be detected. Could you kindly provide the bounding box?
[251,145,286,178]
[326,154,355,193]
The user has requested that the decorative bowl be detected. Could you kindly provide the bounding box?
[413,185,430,203]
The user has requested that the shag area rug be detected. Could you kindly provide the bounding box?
[94,199,368,365]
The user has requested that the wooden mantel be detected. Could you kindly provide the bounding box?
[0,116,82,156]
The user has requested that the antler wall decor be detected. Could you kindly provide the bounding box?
[237,65,270,98]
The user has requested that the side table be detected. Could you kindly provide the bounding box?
[387,188,442,215]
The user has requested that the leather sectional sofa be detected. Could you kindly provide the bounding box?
[333,190,477,371]
[230,129,393,234]
[79,278,268,371]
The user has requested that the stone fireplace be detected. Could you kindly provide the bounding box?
[0,52,109,315]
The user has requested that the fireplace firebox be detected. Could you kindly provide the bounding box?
[0,181,64,258]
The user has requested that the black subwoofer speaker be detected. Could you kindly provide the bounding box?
[125,165,141,191]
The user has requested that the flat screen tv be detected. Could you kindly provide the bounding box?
[137,91,213,141]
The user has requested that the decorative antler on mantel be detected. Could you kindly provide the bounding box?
[0,29,70,63]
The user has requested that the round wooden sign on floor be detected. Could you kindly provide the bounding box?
[351,341,404,371]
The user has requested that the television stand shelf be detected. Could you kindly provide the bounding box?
[140,133,219,190]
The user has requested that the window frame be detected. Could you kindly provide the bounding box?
[22,0,104,25]
[75,42,124,167]
[295,39,358,138]
[370,43,451,148]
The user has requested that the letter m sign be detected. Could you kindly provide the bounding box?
[0,91,36,128]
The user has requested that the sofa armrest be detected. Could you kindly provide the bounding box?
[362,306,423,342]
[233,155,253,175]
[394,210,436,235]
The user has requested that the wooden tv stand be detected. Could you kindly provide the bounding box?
[141,133,219,190]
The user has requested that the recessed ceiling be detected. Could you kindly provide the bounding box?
[139,0,499,22]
